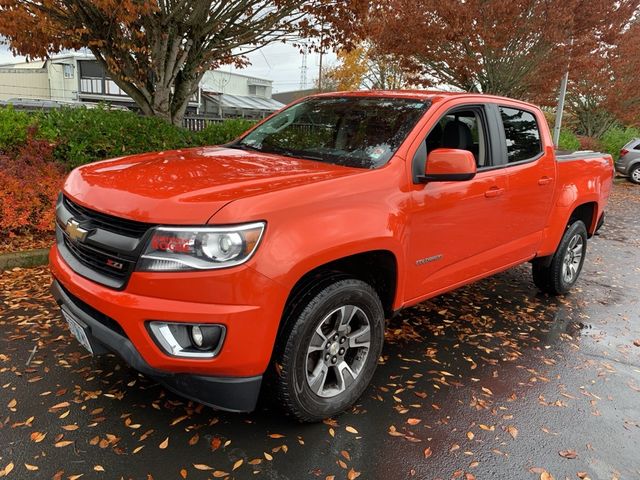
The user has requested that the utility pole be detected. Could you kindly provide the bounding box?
[299,48,308,90]
[553,70,569,147]
[318,49,324,91]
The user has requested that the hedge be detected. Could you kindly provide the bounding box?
[0,105,255,169]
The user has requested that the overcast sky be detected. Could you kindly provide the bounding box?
[0,43,336,94]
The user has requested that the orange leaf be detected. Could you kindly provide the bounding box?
[423,447,433,458]
[159,437,169,449]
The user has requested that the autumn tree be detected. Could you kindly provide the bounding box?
[0,1,359,125]
[562,18,640,137]
[359,0,640,105]
[324,44,412,91]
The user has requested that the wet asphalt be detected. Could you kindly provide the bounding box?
[1,179,639,480]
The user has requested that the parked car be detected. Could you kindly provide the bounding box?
[50,91,614,422]
[615,138,640,184]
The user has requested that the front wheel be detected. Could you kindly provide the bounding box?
[629,164,640,184]
[274,278,385,422]
[532,220,588,295]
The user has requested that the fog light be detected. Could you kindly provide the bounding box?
[147,322,225,358]
[191,325,204,348]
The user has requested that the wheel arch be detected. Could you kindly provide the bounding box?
[277,250,398,339]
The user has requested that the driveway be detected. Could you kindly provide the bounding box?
[1,180,639,480]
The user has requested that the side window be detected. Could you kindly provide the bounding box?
[499,107,542,163]
[633,141,640,151]
[425,109,488,168]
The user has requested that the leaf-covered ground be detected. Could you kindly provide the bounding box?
[1,179,639,480]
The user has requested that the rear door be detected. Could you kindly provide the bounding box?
[493,104,556,258]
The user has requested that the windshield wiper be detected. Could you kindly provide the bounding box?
[228,143,263,152]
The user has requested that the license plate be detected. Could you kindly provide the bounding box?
[62,310,93,354]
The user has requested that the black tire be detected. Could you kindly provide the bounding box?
[629,164,640,184]
[274,278,385,422]
[532,220,588,295]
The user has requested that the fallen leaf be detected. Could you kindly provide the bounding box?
[347,468,361,479]
[212,471,228,478]
[232,459,243,471]
[0,462,14,477]
[423,447,433,458]
[507,425,518,439]
[541,471,555,480]
[159,437,169,449]
[94,465,105,472]
[346,426,358,434]
[407,418,421,425]
[193,464,212,471]
[24,464,39,471]
[264,452,273,461]
[211,437,222,451]
[633,339,640,347]
[54,440,73,448]
[559,450,577,459]
[268,433,285,438]
[467,431,475,440]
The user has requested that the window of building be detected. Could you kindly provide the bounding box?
[248,85,267,97]
[63,64,74,79]
[499,107,542,163]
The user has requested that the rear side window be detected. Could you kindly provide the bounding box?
[499,107,542,163]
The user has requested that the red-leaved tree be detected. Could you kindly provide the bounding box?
[0,1,360,125]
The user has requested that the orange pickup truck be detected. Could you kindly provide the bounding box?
[50,91,613,421]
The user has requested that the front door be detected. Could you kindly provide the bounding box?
[404,105,512,303]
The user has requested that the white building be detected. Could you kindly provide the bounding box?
[0,53,283,119]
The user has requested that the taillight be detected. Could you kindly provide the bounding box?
[620,149,629,157]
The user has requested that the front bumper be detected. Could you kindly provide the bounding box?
[51,280,262,412]
[614,160,628,175]
[49,243,289,412]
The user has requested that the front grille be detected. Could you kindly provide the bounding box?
[63,234,135,281]
[63,196,151,237]
[57,195,155,289]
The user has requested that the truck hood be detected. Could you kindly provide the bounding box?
[64,146,360,224]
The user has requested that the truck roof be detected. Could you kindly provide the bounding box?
[310,89,540,110]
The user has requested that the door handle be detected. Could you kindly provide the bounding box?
[538,176,553,185]
[484,187,505,198]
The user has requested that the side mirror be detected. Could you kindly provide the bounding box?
[418,148,477,183]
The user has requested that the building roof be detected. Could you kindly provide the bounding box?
[203,92,284,111]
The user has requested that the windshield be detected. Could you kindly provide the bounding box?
[235,96,430,169]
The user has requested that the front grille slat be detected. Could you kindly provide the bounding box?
[63,235,134,280]
[63,196,151,237]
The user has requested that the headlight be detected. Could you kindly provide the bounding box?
[138,222,265,271]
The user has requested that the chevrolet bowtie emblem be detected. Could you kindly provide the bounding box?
[65,218,89,243]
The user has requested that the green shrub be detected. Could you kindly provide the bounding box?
[600,125,640,160]
[195,118,255,146]
[557,129,580,151]
[0,106,34,151]
[36,106,198,169]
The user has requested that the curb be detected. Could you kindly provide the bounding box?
[0,248,50,271]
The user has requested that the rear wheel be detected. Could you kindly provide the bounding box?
[532,220,587,295]
[274,278,384,422]
[629,164,640,184]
